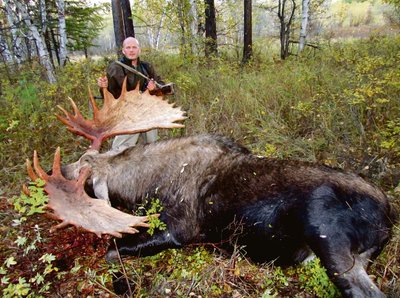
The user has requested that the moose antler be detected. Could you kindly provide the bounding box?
[57,79,187,150]
[26,148,153,238]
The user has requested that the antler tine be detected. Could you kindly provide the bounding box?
[56,98,84,124]
[22,184,31,196]
[33,151,49,181]
[52,147,62,176]
[55,83,186,152]
[56,105,97,142]
[118,76,130,100]
[27,148,154,238]
[88,87,99,115]
[26,159,38,181]
[68,97,81,117]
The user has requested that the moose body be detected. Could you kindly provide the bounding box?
[63,134,396,298]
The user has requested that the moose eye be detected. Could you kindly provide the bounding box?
[81,155,94,164]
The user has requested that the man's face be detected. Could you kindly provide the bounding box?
[122,39,140,61]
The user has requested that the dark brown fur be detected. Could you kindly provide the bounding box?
[63,134,397,297]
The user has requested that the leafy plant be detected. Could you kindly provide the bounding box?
[136,198,167,235]
[13,179,48,217]
[297,258,339,298]
[0,180,58,297]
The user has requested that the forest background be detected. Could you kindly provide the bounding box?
[0,0,399,297]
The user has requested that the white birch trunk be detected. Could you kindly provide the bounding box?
[4,0,23,64]
[0,32,13,63]
[154,11,166,50]
[299,0,310,53]
[146,26,154,48]
[56,0,68,66]
[16,0,56,83]
[188,0,198,54]
[39,0,47,32]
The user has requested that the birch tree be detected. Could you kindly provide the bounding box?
[152,11,165,49]
[0,23,13,63]
[188,0,199,53]
[4,0,23,64]
[39,0,47,32]
[134,0,168,49]
[298,0,309,53]
[56,0,68,66]
[277,0,296,59]
[145,9,166,49]
[15,0,56,83]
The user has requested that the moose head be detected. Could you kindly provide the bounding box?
[26,79,186,238]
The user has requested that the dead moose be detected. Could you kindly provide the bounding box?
[27,81,397,298]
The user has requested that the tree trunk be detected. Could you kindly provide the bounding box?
[39,0,47,32]
[0,26,13,63]
[112,0,135,53]
[4,0,23,64]
[205,0,217,56]
[56,0,68,66]
[177,0,189,57]
[121,0,135,37]
[15,0,56,83]
[298,0,310,53]
[189,0,198,54]
[44,29,54,66]
[242,0,252,64]
[277,0,296,60]
[154,11,166,49]
[112,0,125,50]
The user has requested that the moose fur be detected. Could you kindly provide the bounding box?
[63,134,396,298]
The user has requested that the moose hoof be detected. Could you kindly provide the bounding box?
[112,272,135,296]
[106,249,119,263]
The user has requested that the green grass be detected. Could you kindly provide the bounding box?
[0,35,399,297]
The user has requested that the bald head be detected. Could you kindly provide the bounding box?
[122,37,141,63]
[123,37,140,48]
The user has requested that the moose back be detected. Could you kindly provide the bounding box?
[62,134,396,298]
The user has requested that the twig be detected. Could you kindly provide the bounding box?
[113,238,133,297]
[91,278,120,298]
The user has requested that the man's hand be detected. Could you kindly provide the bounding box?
[97,76,108,88]
[147,79,156,91]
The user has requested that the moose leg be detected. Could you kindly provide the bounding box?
[310,243,385,298]
[304,185,386,298]
[106,229,182,262]
[107,229,182,295]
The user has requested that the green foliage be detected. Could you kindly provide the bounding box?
[1,185,57,297]
[136,198,167,235]
[296,258,340,298]
[380,118,400,157]
[264,266,289,295]
[13,179,48,217]
[383,0,400,8]
[65,1,109,52]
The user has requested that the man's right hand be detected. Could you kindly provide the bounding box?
[97,76,108,88]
